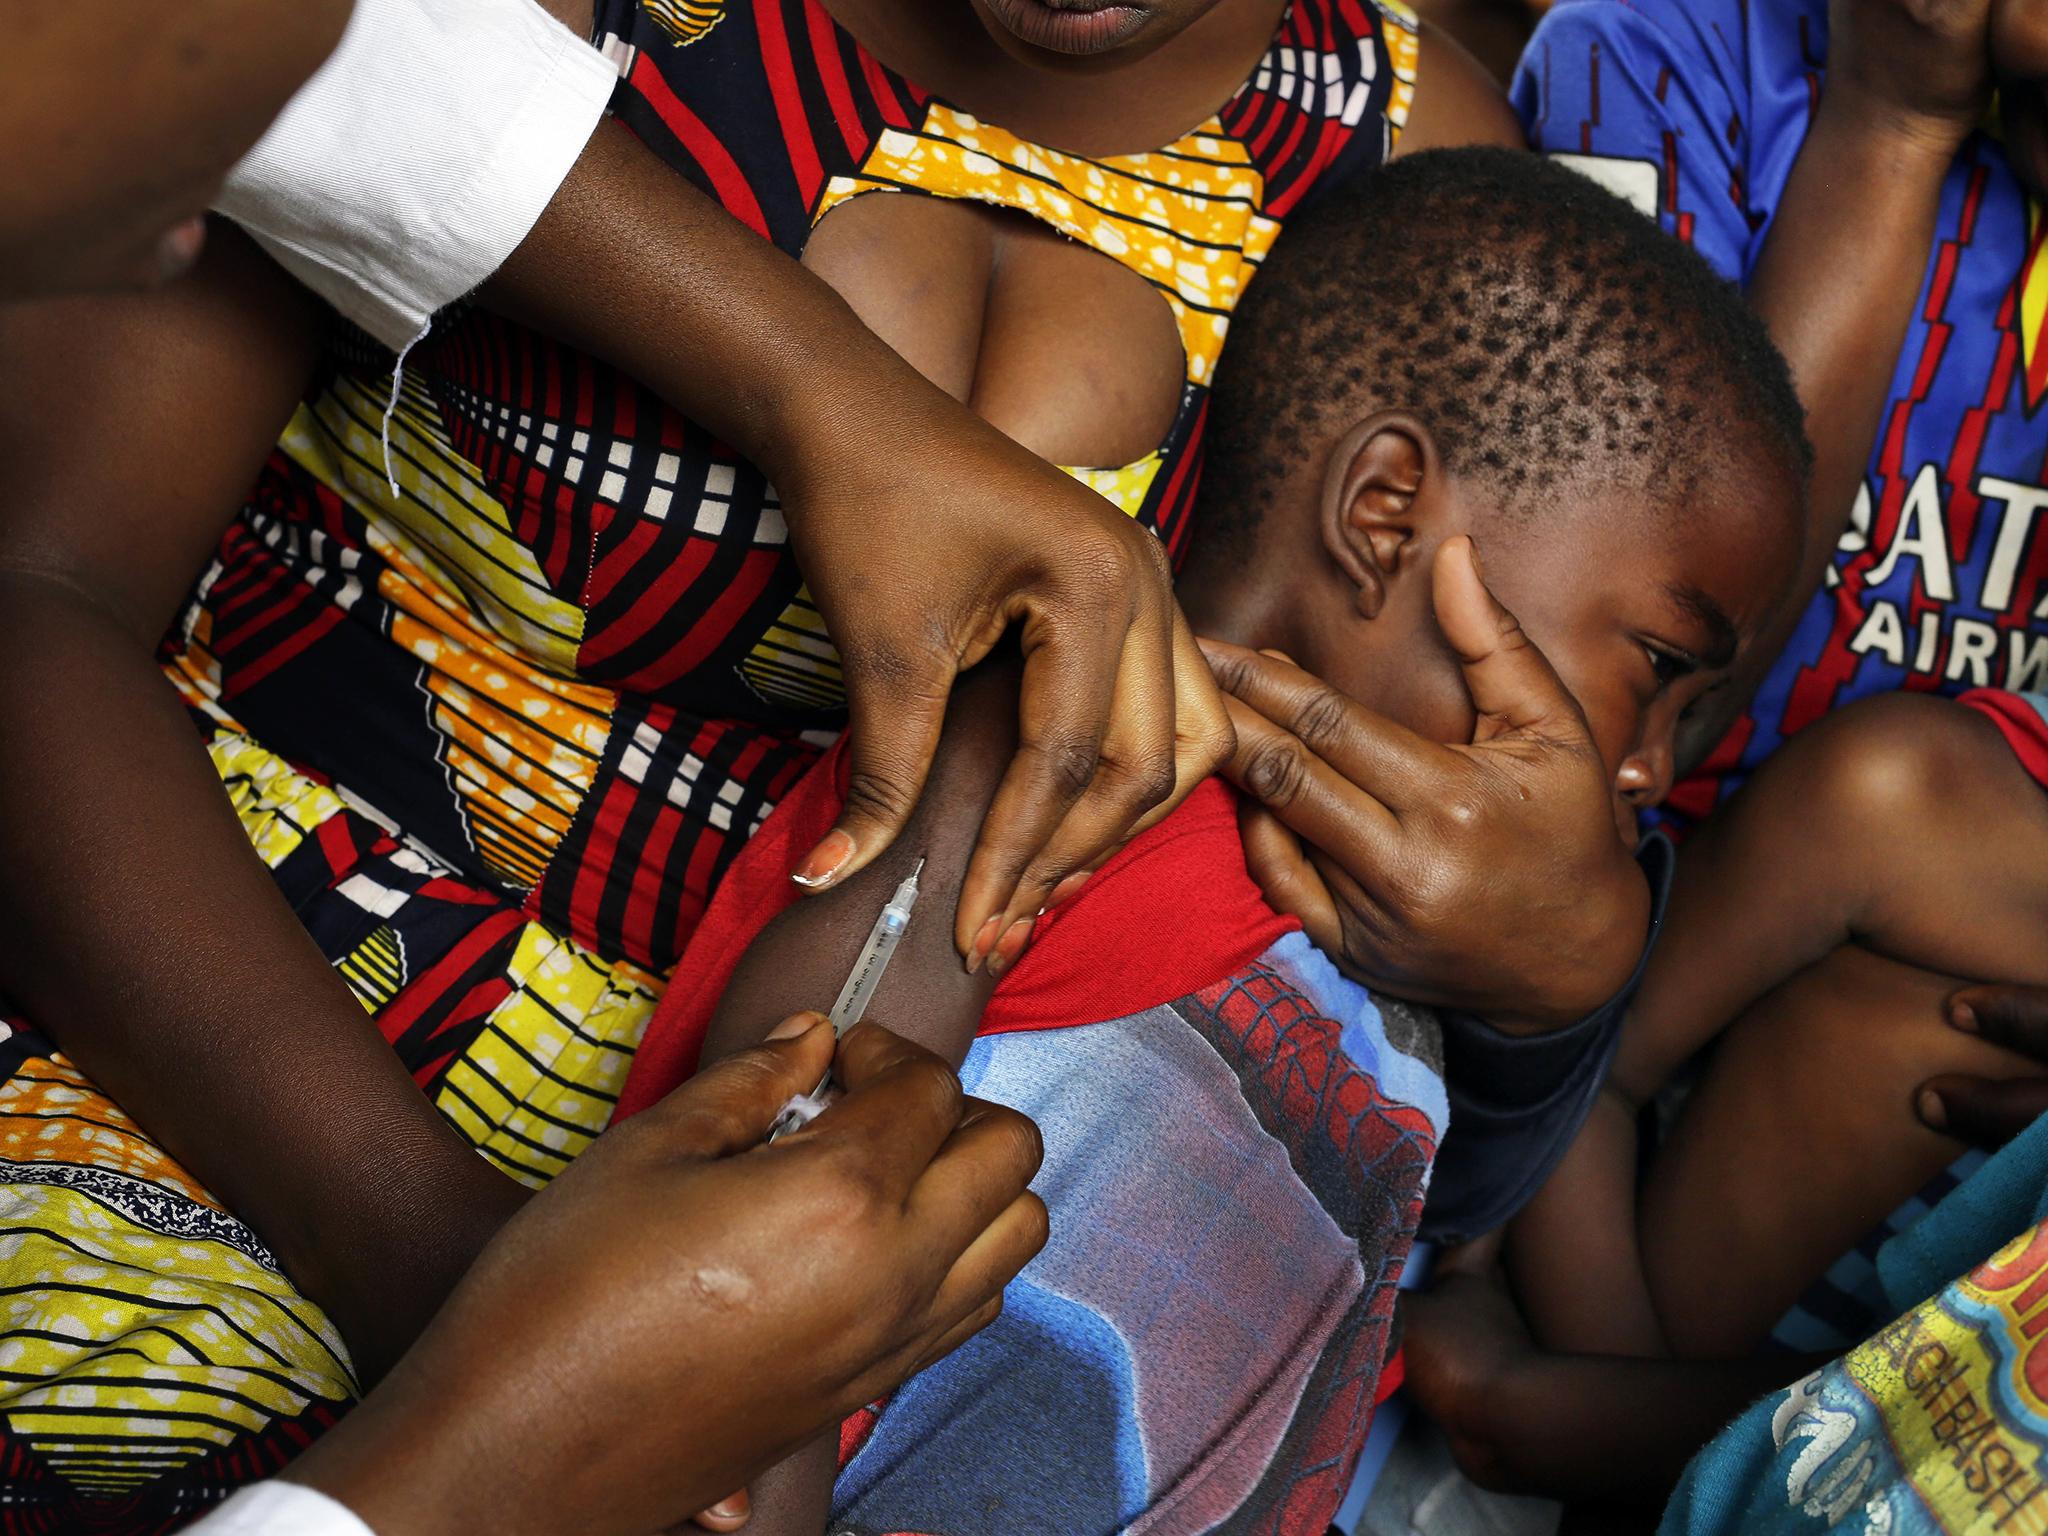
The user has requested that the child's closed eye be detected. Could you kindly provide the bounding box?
[1641,640,1701,689]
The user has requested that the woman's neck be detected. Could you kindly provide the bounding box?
[813,0,1290,156]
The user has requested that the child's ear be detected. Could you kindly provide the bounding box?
[1320,412,1436,621]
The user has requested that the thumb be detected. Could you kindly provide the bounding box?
[1431,536,1584,744]
[642,1014,835,1156]
[797,653,954,893]
[1236,801,1342,955]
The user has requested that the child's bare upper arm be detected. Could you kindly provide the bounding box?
[695,658,1025,1536]
[701,655,1022,1069]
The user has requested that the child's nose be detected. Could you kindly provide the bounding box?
[1614,743,1675,813]
[1609,752,1668,847]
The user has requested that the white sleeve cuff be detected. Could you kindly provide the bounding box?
[213,0,621,349]
[185,1482,379,1536]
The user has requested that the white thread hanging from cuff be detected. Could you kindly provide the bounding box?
[379,318,433,496]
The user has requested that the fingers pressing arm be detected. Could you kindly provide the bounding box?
[486,121,1231,922]
[1919,984,2048,1144]
[702,654,1026,1076]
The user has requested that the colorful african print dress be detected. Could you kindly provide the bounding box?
[0,0,1419,1528]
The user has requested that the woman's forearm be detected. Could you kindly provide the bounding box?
[0,581,526,1377]
[0,238,529,1381]
[481,117,917,491]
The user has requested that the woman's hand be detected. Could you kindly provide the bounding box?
[292,1015,1047,1536]
[490,124,1234,962]
[774,386,1232,965]
[1919,984,2048,1143]
[1202,538,1646,1031]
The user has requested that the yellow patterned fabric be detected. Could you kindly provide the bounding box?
[642,0,725,45]
[0,735,652,1504]
[436,922,654,1188]
[283,377,590,675]
[0,1056,358,1499]
[816,103,1283,394]
[1667,1119,2048,1535]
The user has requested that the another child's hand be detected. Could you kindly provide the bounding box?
[1919,983,2048,1145]
[1399,1236,1534,1492]
[1827,0,1995,155]
[1202,537,1648,1031]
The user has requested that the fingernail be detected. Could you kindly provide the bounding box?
[1048,871,1090,907]
[1466,538,1485,580]
[792,829,855,890]
[985,917,1034,979]
[966,914,1003,975]
[705,1495,749,1519]
[1918,1088,1948,1130]
[768,1010,827,1040]
[1951,1002,1978,1033]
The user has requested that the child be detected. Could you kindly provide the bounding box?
[1508,690,2048,1368]
[1515,0,2048,825]
[611,146,1811,1536]
[1403,690,2048,1514]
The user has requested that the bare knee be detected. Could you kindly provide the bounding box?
[1774,694,2005,844]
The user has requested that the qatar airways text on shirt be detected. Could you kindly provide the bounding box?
[1832,468,2048,693]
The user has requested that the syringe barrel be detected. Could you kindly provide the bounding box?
[827,914,908,1031]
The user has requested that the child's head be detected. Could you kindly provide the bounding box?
[1185,147,1811,830]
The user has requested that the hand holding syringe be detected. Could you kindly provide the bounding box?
[765,857,924,1142]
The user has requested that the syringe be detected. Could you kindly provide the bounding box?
[764,856,924,1142]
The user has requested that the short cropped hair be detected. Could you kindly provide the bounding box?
[1197,147,1811,557]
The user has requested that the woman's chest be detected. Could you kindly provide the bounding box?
[353,0,1405,713]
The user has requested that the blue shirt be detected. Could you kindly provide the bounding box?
[1515,0,2048,821]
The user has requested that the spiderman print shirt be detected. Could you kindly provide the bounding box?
[617,768,1447,1536]
[1515,0,2048,823]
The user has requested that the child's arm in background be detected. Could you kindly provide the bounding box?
[694,658,1023,1536]
[1505,1083,1667,1356]
[1505,692,1922,1356]
[1624,695,2048,1091]
[1404,1246,1829,1507]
